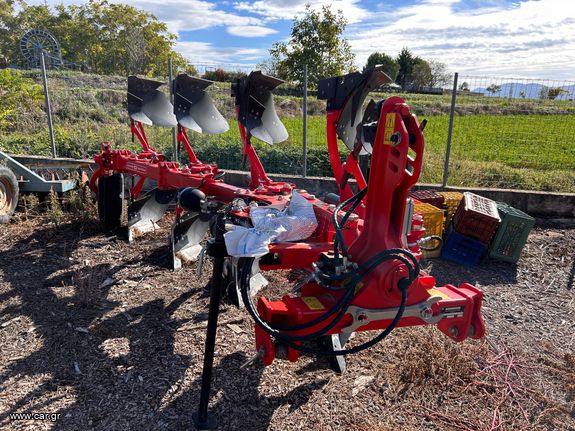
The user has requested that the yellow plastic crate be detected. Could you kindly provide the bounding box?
[414,202,444,238]
[415,202,444,259]
[437,191,463,226]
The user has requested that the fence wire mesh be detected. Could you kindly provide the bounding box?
[445,75,575,192]
[3,66,573,193]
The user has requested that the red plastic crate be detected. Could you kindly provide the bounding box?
[453,192,500,245]
[409,190,445,209]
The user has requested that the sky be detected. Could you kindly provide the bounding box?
[28,0,575,80]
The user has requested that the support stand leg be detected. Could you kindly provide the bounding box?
[193,217,227,430]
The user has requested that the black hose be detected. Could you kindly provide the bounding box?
[240,257,356,338]
[239,249,417,353]
[240,255,409,356]
[240,248,417,335]
[332,187,368,264]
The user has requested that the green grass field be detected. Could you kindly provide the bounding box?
[1,113,573,191]
[280,114,575,190]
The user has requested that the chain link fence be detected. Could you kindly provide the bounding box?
[442,74,575,192]
[3,64,573,193]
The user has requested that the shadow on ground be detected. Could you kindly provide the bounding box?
[0,220,325,430]
[425,257,518,288]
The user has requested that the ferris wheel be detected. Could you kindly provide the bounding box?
[19,29,63,68]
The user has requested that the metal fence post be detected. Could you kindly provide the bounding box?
[442,72,458,188]
[168,57,177,161]
[302,63,308,177]
[41,51,56,158]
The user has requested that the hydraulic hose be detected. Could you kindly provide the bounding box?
[240,255,410,356]
[332,187,368,264]
[239,249,418,355]
[241,248,418,335]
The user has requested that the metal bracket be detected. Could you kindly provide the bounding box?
[341,296,443,334]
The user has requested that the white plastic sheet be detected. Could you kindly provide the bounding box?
[224,191,318,257]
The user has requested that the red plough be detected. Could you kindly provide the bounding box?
[89,68,485,430]
[90,72,304,271]
[188,67,485,429]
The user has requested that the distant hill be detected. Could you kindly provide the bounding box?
[474,82,575,101]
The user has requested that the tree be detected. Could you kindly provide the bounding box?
[547,87,568,100]
[459,82,469,91]
[395,48,432,89]
[411,58,432,88]
[428,59,450,87]
[203,68,246,82]
[0,69,43,130]
[0,1,16,55]
[256,57,280,77]
[395,47,416,89]
[363,52,399,81]
[268,4,355,86]
[0,0,195,76]
[486,84,501,96]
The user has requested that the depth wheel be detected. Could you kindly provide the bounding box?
[0,166,19,224]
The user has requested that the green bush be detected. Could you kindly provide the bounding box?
[174,138,341,178]
[0,70,44,130]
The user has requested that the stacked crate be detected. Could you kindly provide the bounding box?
[413,202,444,258]
[437,191,463,228]
[453,192,501,244]
[441,224,487,267]
[442,192,500,266]
[489,202,535,263]
[409,190,445,208]
[410,190,533,266]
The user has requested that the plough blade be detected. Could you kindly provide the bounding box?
[318,66,391,152]
[170,212,210,270]
[232,71,288,144]
[225,258,268,307]
[127,188,176,241]
[128,76,177,127]
[173,74,229,134]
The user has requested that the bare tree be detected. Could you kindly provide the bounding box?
[547,87,568,100]
[428,59,450,88]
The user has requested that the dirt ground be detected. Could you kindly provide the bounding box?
[0,214,573,431]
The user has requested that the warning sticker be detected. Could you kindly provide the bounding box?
[383,113,396,145]
[427,287,449,300]
[302,296,325,311]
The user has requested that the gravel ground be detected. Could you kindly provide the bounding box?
[0,215,573,431]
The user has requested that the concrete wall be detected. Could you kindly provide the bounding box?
[10,153,572,219]
[223,170,575,219]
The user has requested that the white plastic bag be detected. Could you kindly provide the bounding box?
[224,191,318,257]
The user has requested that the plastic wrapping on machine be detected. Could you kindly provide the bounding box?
[224,191,318,257]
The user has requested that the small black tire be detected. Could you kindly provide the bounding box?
[97,173,123,230]
[0,166,19,224]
